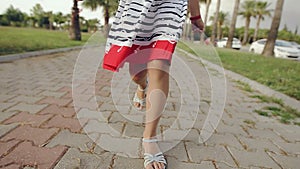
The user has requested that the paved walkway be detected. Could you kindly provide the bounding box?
[0,47,299,169]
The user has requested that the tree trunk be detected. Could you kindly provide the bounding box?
[211,0,221,44]
[217,22,222,40]
[253,15,262,42]
[242,17,250,45]
[70,0,81,41]
[204,0,211,26]
[226,0,240,48]
[263,0,284,57]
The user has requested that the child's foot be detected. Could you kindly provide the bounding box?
[143,138,167,169]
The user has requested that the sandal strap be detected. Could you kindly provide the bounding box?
[142,138,158,143]
[144,152,166,168]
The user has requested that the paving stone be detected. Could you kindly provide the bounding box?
[228,147,280,169]
[166,156,216,169]
[183,128,200,143]
[0,94,16,102]
[0,140,20,157]
[0,102,17,112]
[185,142,236,167]
[1,164,21,169]
[42,115,84,133]
[164,142,189,162]
[206,133,244,150]
[38,105,75,118]
[38,91,67,98]
[7,95,44,104]
[0,111,18,123]
[272,141,300,156]
[0,123,19,138]
[99,102,118,112]
[54,148,112,169]
[6,102,48,114]
[77,108,111,122]
[57,86,72,93]
[8,89,43,96]
[123,124,144,138]
[68,100,98,110]
[267,152,300,169]
[37,97,72,106]
[215,162,239,169]
[0,141,67,169]
[83,120,123,137]
[272,125,300,143]
[247,128,285,142]
[216,122,249,136]
[3,112,52,127]
[113,155,144,169]
[109,112,129,123]
[0,125,59,146]
[237,136,283,154]
[46,130,93,152]
[163,128,190,142]
[96,134,141,158]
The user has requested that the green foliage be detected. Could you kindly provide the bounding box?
[0,27,91,55]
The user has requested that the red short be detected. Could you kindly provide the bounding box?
[102,40,177,72]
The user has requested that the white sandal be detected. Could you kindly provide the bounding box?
[143,138,167,169]
[133,84,147,110]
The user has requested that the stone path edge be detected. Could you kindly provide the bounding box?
[0,46,84,63]
[177,48,300,111]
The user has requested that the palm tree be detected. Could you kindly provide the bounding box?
[70,0,82,40]
[253,1,272,41]
[226,0,240,48]
[217,11,229,39]
[262,0,285,56]
[239,0,256,45]
[82,0,118,26]
[211,0,221,43]
[210,11,229,39]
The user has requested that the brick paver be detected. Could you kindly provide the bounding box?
[0,141,67,169]
[0,47,299,168]
[0,125,59,146]
[3,111,52,127]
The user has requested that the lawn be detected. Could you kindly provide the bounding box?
[177,41,300,100]
[0,26,92,55]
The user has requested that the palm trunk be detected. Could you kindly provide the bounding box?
[253,15,262,42]
[211,0,221,43]
[217,22,222,40]
[263,0,284,56]
[103,6,110,37]
[226,0,240,48]
[104,7,109,25]
[70,0,81,41]
[242,17,250,45]
[204,0,211,26]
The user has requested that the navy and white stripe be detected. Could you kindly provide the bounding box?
[105,0,188,52]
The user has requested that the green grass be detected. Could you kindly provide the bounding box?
[0,26,93,55]
[177,42,300,100]
[216,48,300,100]
[236,80,253,93]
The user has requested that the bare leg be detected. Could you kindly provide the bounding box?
[129,63,147,108]
[143,60,170,169]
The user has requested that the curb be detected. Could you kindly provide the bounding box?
[177,48,300,111]
[0,46,84,63]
